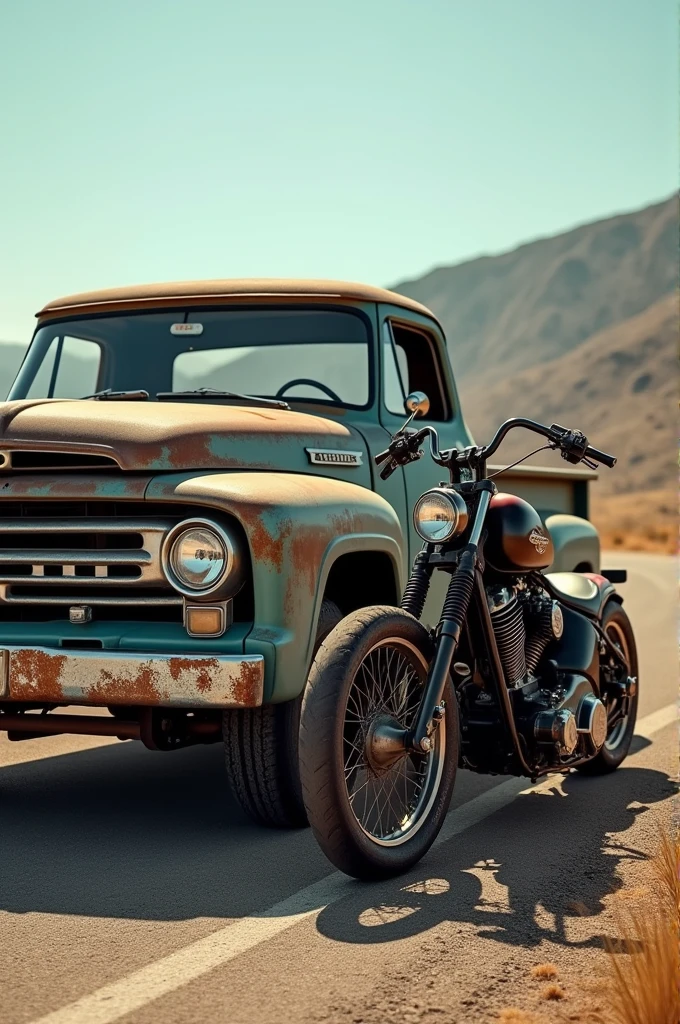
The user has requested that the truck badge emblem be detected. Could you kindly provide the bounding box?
[170,323,204,335]
[528,527,549,554]
[306,449,363,467]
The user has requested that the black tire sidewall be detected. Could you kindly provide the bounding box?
[301,606,459,879]
[579,600,639,773]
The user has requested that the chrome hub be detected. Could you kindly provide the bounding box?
[365,715,409,772]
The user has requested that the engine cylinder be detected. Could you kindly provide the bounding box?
[524,596,562,674]
[487,586,526,687]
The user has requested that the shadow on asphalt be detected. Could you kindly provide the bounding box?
[1,737,674,949]
[0,740,332,921]
[315,764,676,951]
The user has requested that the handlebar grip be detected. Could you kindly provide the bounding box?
[585,445,617,469]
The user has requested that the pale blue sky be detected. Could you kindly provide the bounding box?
[0,0,676,341]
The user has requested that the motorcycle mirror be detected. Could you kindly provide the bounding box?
[404,391,430,418]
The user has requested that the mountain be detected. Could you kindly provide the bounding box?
[392,195,678,550]
[393,195,676,388]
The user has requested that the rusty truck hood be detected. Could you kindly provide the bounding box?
[0,398,371,477]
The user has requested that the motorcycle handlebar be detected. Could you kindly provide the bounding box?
[374,418,616,475]
[584,445,617,469]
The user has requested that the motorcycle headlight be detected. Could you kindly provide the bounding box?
[162,519,238,597]
[413,488,468,544]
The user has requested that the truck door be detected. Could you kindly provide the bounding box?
[378,305,472,629]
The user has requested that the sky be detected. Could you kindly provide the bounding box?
[0,0,676,342]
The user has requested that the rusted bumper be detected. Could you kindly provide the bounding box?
[0,647,264,708]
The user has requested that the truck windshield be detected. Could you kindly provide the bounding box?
[9,308,372,409]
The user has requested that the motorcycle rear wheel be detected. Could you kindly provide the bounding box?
[299,606,459,880]
[576,601,639,775]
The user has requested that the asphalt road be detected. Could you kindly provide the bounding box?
[1,553,676,1024]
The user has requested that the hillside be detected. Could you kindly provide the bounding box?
[393,195,677,551]
[393,195,676,388]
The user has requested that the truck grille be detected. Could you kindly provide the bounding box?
[0,505,183,619]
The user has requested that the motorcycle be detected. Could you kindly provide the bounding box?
[299,394,638,880]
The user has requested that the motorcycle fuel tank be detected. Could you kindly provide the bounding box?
[484,493,554,573]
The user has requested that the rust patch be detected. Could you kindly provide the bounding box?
[3,401,351,472]
[0,473,151,501]
[238,504,293,571]
[86,664,164,705]
[167,657,219,694]
[10,648,67,702]
[231,659,263,707]
[284,509,356,618]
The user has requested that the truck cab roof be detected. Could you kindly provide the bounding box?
[37,278,437,322]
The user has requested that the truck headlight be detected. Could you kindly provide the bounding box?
[413,488,468,544]
[162,518,240,598]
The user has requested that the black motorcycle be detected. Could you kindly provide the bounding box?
[299,395,638,879]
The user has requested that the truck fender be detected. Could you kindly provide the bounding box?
[146,471,407,702]
[545,513,600,573]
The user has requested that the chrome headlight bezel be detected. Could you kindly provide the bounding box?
[161,518,240,600]
[413,488,469,544]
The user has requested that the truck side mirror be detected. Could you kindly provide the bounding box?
[404,391,430,418]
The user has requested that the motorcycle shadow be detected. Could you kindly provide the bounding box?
[315,765,675,951]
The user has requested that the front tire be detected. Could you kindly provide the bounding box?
[299,606,459,880]
[576,600,639,775]
[223,599,341,828]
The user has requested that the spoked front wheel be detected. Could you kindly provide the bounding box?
[299,606,459,879]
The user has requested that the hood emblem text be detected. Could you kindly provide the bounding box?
[306,448,363,468]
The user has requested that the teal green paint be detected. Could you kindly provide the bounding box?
[0,621,249,654]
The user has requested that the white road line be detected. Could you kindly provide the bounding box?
[635,701,676,738]
[28,702,676,1024]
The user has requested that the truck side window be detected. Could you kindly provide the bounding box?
[26,335,101,399]
[382,321,450,420]
[383,322,409,415]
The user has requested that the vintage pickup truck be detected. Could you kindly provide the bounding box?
[0,279,598,826]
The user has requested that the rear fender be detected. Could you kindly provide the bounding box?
[146,471,406,701]
[545,513,600,573]
[550,605,599,686]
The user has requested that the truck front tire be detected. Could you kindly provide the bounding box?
[223,599,342,828]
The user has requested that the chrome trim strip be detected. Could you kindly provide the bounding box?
[0,517,175,607]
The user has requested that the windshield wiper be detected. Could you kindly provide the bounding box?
[82,389,150,401]
[157,388,290,410]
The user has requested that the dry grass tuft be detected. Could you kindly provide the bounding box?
[497,1009,536,1023]
[531,962,558,979]
[541,983,566,1001]
[594,831,680,1024]
[611,886,649,903]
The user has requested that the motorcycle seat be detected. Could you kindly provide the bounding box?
[543,571,616,618]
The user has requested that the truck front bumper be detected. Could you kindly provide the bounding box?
[0,646,265,708]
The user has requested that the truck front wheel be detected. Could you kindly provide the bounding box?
[223,599,342,828]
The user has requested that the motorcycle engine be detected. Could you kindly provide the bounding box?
[486,582,562,687]
[485,580,605,766]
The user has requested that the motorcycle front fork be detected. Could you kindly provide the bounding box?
[403,489,492,754]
